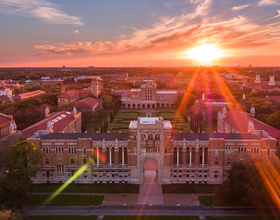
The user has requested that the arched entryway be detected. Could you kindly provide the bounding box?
[143,159,157,184]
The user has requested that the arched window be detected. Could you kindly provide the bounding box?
[199,147,203,164]
[119,147,122,164]
[155,134,160,141]
[227,158,231,165]
[106,147,110,164]
[141,134,146,141]
[111,148,115,164]
[173,147,177,165]
[179,147,182,165]
[83,147,86,155]
[268,148,270,156]
[71,158,74,164]
[186,147,190,164]
[124,147,128,164]
[204,148,208,165]
[148,134,153,140]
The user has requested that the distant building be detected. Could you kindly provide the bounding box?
[21,107,81,138]
[112,83,185,108]
[76,97,102,112]
[57,80,103,105]
[13,90,46,101]
[218,108,280,148]
[247,75,280,92]
[0,113,16,137]
[0,87,12,99]
[41,79,64,86]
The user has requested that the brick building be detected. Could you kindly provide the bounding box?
[29,117,276,184]
[112,83,185,109]
[22,107,81,138]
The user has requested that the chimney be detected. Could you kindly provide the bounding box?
[268,75,276,86]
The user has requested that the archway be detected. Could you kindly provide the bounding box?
[147,104,150,108]
[143,159,157,184]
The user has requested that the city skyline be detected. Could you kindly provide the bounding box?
[1,0,280,67]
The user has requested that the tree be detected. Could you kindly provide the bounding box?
[8,141,44,185]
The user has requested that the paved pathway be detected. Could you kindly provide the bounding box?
[138,171,164,204]
[23,205,280,217]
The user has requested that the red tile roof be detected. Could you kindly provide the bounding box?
[77,97,102,109]
[0,113,12,127]
[57,90,78,98]
[75,89,91,94]
[0,95,9,101]
[21,110,78,138]
[224,110,280,139]
[15,90,45,99]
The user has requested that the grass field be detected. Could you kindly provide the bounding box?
[26,195,103,206]
[29,216,98,220]
[31,183,139,193]
[199,196,249,207]
[28,216,200,220]
[104,216,199,220]
[205,217,279,220]
[162,184,216,194]
[108,109,145,133]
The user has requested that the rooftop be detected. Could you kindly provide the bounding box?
[39,133,128,141]
[173,133,262,141]
[224,110,280,139]
[22,110,79,138]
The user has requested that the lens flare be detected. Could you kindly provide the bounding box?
[43,165,89,205]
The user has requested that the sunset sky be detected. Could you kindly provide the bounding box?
[0,0,280,67]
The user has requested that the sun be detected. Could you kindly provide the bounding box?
[186,44,225,62]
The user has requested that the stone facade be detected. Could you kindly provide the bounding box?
[30,117,277,184]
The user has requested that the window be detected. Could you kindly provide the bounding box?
[56,147,64,154]
[268,148,270,156]
[112,170,115,177]
[46,158,49,164]
[214,171,218,178]
[173,171,177,177]
[57,165,64,175]
[199,171,202,177]
[69,147,77,154]
[43,147,51,154]
[71,158,74,164]
[83,159,87,165]
[186,171,189,178]
[227,158,231,165]
[215,159,218,165]
[83,147,87,155]
[204,171,208,178]
[83,171,87,178]
[179,170,182,177]
[99,171,103,177]
[191,171,195,177]
[134,135,136,141]
[124,170,128,177]
[119,170,123,178]
[106,170,110,178]
[227,171,230,177]
[155,134,160,140]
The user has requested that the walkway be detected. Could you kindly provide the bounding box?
[138,170,164,204]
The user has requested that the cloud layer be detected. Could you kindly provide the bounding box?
[31,0,280,60]
[0,0,84,26]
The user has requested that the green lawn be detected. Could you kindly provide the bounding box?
[29,216,98,220]
[26,195,103,206]
[206,217,279,220]
[104,216,199,220]
[199,196,249,207]
[31,183,139,193]
[162,184,215,194]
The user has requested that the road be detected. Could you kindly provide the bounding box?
[23,205,280,217]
